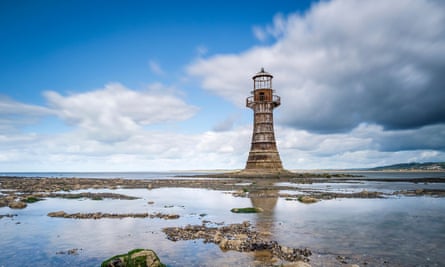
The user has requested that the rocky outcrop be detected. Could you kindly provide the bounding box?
[48,192,138,200]
[47,211,179,220]
[101,248,165,267]
[163,221,311,263]
[282,190,384,201]
[8,201,27,209]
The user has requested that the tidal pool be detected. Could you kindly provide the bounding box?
[1,187,444,266]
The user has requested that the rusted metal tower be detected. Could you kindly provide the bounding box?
[245,68,283,171]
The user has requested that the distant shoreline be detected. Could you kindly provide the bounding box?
[292,169,445,173]
[1,168,444,176]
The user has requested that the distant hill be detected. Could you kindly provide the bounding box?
[369,162,445,171]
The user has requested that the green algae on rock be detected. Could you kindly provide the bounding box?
[101,248,165,267]
[231,207,263,213]
[23,196,44,203]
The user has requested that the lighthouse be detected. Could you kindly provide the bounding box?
[245,68,283,172]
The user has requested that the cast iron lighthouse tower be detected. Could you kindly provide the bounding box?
[245,68,283,172]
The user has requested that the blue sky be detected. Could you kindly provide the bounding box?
[1,0,445,171]
[1,1,308,101]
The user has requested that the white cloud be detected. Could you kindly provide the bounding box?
[0,96,51,116]
[0,96,53,133]
[0,125,252,171]
[253,13,287,41]
[1,83,253,171]
[277,124,445,169]
[0,82,250,170]
[44,83,198,142]
[1,113,444,171]
[188,0,445,133]
[212,113,239,132]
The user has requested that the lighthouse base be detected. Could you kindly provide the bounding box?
[245,150,283,171]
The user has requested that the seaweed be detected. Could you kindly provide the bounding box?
[230,207,263,213]
[101,248,165,267]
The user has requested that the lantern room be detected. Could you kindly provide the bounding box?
[247,68,280,108]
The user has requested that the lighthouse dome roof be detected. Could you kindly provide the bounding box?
[253,68,273,79]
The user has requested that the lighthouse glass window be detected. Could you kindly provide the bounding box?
[255,76,271,89]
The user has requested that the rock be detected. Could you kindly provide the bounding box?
[56,248,81,255]
[227,239,243,250]
[213,231,223,243]
[259,231,272,237]
[131,250,162,267]
[104,258,125,267]
[236,233,248,240]
[165,214,180,220]
[48,192,138,200]
[283,262,312,267]
[336,255,348,264]
[280,245,294,255]
[195,230,205,238]
[8,201,27,209]
[297,196,318,204]
[67,248,80,255]
[48,211,67,217]
[232,190,248,197]
[0,199,8,207]
[101,248,165,267]
[219,238,228,249]
[46,211,179,220]
[163,222,311,262]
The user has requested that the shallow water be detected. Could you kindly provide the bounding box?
[1,173,445,266]
[278,180,445,195]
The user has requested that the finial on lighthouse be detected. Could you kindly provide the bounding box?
[254,67,272,77]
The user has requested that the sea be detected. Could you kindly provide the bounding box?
[0,171,444,266]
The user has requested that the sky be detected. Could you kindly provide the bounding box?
[1,0,445,171]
